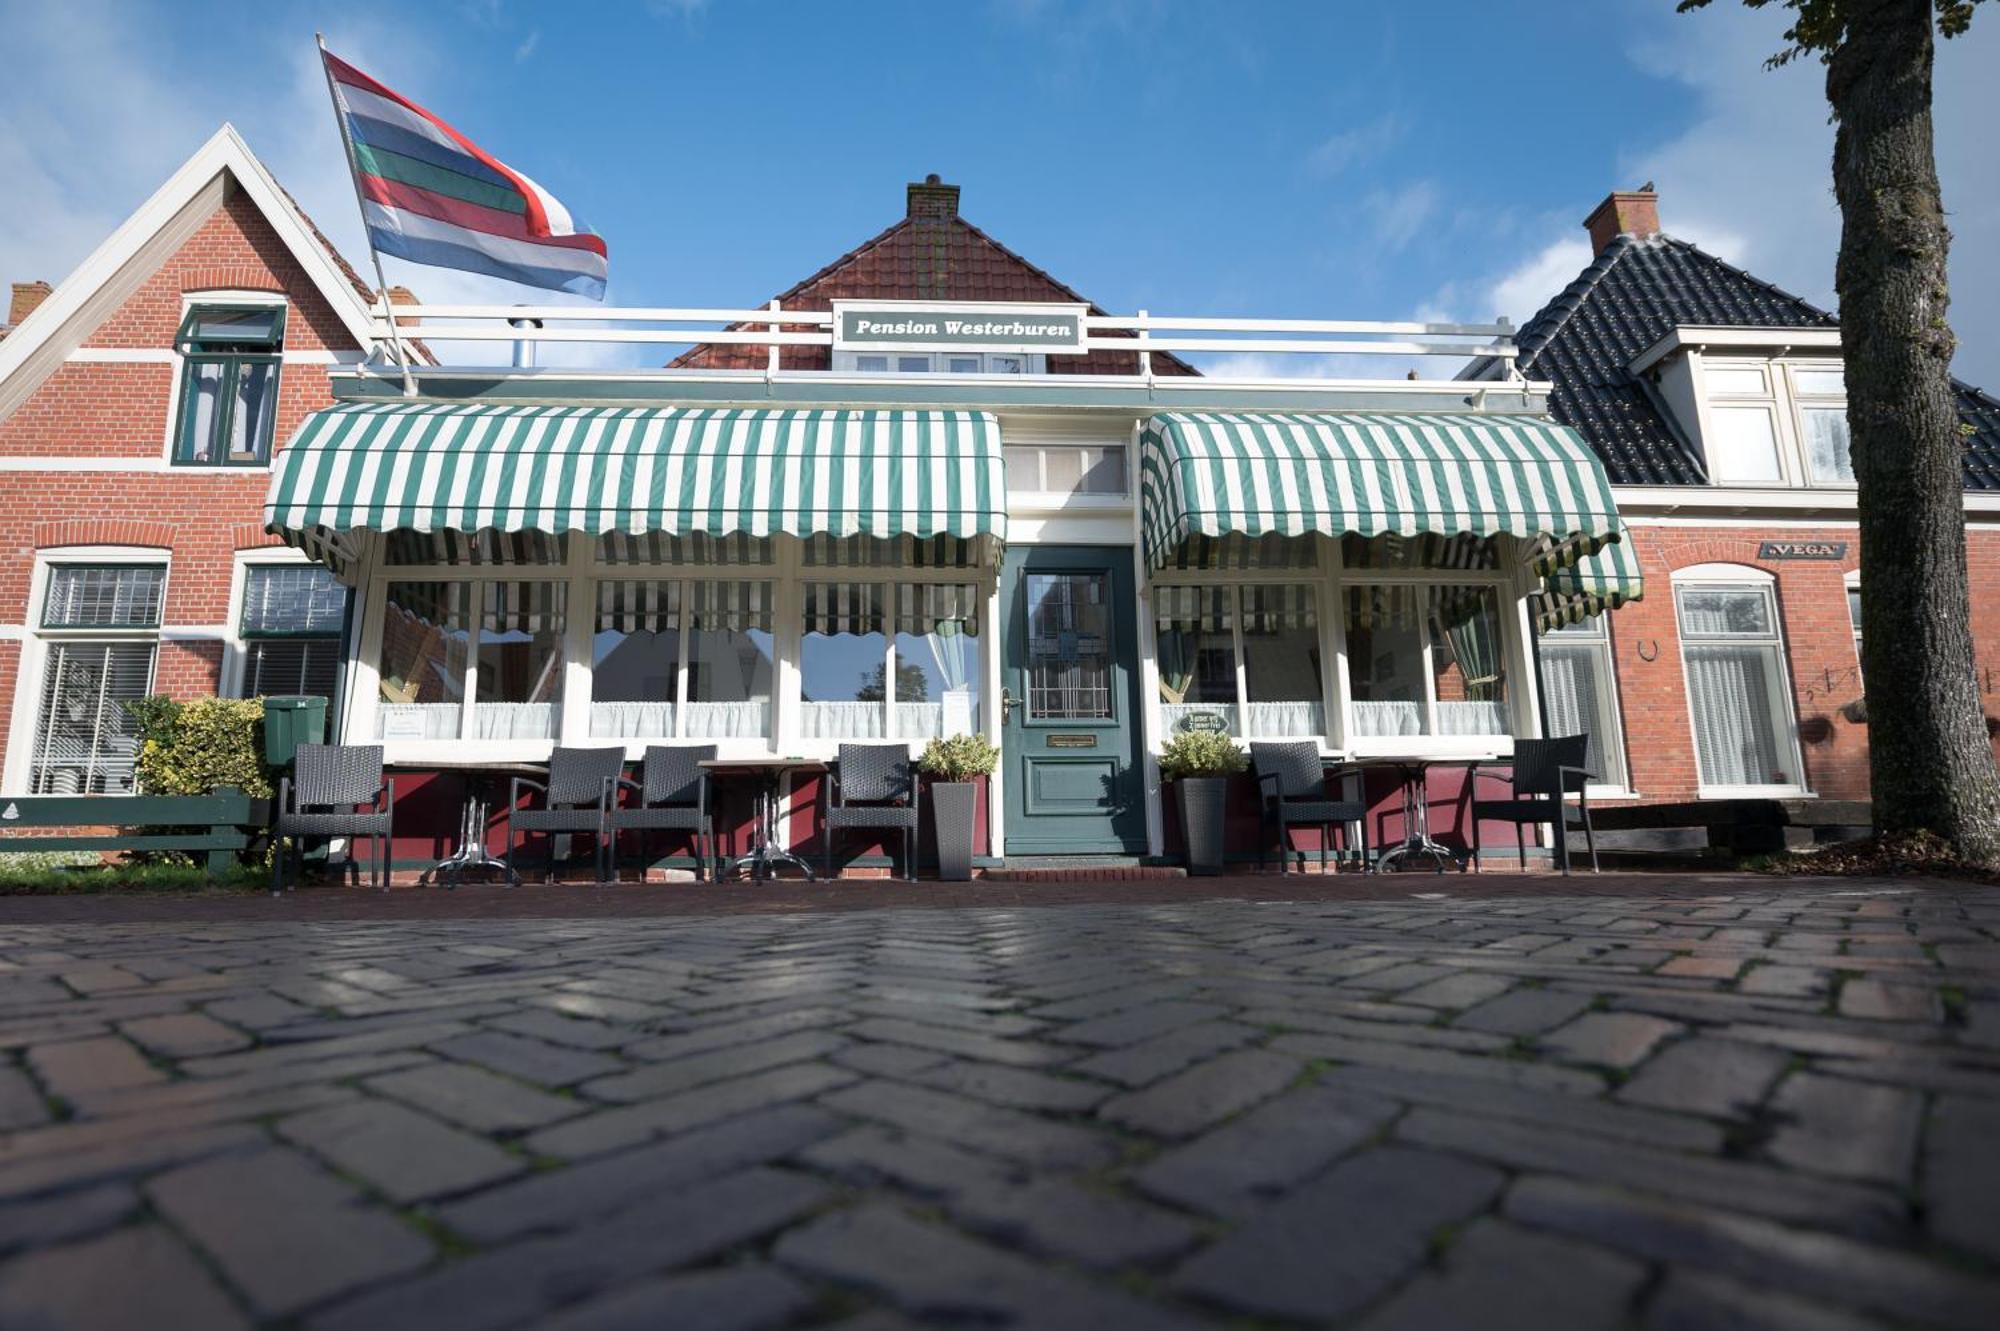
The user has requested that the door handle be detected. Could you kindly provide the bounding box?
[1000,688,1019,722]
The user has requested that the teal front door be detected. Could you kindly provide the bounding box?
[1000,545,1147,855]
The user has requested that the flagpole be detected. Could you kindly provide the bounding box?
[317,32,417,398]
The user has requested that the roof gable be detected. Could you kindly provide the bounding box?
[0,125,383,423]
[1514,232,2000,489]
[672,208,1197,377]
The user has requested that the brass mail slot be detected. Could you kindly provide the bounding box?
[1046,734,1098,749]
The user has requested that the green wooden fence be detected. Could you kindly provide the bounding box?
[0,788,267,876]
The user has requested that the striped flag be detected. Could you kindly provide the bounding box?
[321,47,608,299]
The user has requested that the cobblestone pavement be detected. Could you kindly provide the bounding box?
[2,881,1998,1329]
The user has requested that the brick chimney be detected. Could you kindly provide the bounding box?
[1583,185,1660,256]
[8,280,53,327]
[384,285,420,328]
[906,173,960,223]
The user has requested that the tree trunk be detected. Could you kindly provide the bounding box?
[1831,0,2000,861]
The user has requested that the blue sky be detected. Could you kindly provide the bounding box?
[3,0,1997,383]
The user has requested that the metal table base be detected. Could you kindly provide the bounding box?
[419,784,522,889]
[716,766,817,882]
[1371,760,1468,874]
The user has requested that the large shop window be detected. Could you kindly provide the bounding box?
[800,582,983,739]
[173,305,283,466]
[685,581,774,739]
[377,581,566,740]
[239,565,348,703]
[1155,585,1323,739]
[1675,579,1802,790]
[590,578,775,740]
[1345,584,1509,738]
[1538,615,1628,790]
[31,565,165,794]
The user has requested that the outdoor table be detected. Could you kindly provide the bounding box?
[1332,752,1501,874]
[393,759,548,889]
[700,757,827,882]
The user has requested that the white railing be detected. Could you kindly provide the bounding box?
[368,301,1524,381]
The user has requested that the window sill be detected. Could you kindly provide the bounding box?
[1694,785,1813,800]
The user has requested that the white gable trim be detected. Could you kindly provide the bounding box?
[0,124,380,423]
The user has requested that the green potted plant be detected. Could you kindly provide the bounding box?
[1158,731,1246,875]
[916,733,999,881]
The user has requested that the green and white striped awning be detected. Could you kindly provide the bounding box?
[264,404,1008,577]
[1534,519,1645,631]
[1139,412,1627,576]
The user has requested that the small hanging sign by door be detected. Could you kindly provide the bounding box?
[1046,734,1098,748]
[1757,540,1847,560]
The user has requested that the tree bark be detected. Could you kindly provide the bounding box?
[1831,0,2000,860]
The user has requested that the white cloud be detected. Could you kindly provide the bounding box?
[1482,237,1594,329]
[514,31,541,63]
[1306,112,1406,177]
[1362,180,1441,254]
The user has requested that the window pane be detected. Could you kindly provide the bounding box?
[45,566,166,629]
[475,582,565,740]
[31,642,155,794]
[989,355,1026,374]
[1155,587,1237,736]
[1539,638,1625,788]
[1793,368,1845,396]
[1801,407,1854,483]
[246,639,341,702]
[896,624,982,740]
[378,582,470,739]
[1079,446,1127,495]
[1705,367,1767,395]
[1428,585,1508,736]
[388,530,568,565]
[1026,573,1112,720]
[1677,587,1773,637]
[1847,585,1863,632]
[1345,586,1428,737]
[1707,407,1783,483]
[801,583,887,740]
[1684,643,1796,786]
[182,306,282,349]
[1341,533,1498,571]
[1043,448,1083,495]
[178,360,227,463]
[1003,447,1043,492]
[592,580,678,738]
[227,361,278,463]
[242,566,347,634]
[685,581,773,738]
[856,355,889,372]
[897,356,930,374]
[948,357,981,374]
[1242,585,1323,738]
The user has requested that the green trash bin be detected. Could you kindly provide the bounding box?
[262,695,329,767]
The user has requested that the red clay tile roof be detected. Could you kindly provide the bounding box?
[671,206,1198,377]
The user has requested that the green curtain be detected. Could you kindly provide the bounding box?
[1432,588,1502,702]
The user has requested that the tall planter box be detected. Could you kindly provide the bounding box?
[931,781,977,882]
[1176,777,1229,876]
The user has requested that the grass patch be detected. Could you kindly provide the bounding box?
[0,857,266,895]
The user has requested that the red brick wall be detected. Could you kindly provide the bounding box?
[0,184,358,784]
[1599,521,2000,805]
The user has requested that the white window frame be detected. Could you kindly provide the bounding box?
[3,548,171,796]
[1845,568,1864,681]
[1693,355,1854,492]
[225,547,349,702]
[1537,613,1633,798]
[1672,563,1810,799]
[162,290,288,468]
[836,351,1045,375]
[1002,440,1131,501]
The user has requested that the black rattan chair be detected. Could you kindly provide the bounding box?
[272,744,394,896]
[609,745,717,882]
[1469,734,1598,874]
[505,746,625,885]
[1252,741,1369,874]
[822,744,920,880]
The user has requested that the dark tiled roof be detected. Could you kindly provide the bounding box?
[1511,232,2000,489]
[671,212,1198,377]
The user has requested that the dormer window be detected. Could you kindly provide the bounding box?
[1698,358,1852,487]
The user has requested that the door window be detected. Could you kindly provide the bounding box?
[1024,573,1112,720]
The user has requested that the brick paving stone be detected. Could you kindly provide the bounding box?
[1393,971,1517,1010]
[26,1035,161,1098]
[1054,1001,1231,1049]
[1269,1030,1606,1094]
[1355,1218,1647,1331]
[1765,1072,1922,1187]
[538,1265,813,1331]
[1658,955,1746,980]
[1740,964,1831,999]
[1925,1095,2000,1264]
[0,1182,138,1255]
[1242,1005,1511,1051]
[203,993,314,1029]
[443,1104,845,1243]
[582,1030,851,1103]
[362,1061,585,1133]
[844,1017,1070,1068]
[1452,986,1594,1037]
[427,1028,625,1087]
[909,1059,1113,1111]
[1097,1048,1303,1139]
[0,1224,250,1331]
[316,1168,830,1331]
[147,1147,433,1318]
[0,1122,266,1204]
[801,1123,1021,1197]
[1506,1174,2000,1331]
[1539,1012,1682,1068]
[528,1061,860,1160]
[1132,1084,1401,1219]
[620,1006,850,1062]
[1838,978,1938,1023]
[277,1098,525,1203]
[1646,1270,1883,1331]
[1172,1146,1505,1323]
[819,1079,1118,1170]
[0,1066,49,1131]
[485,1008,631,1049]
[830,1042,950,1079]
[118,1011,252,1059]
[1068,1020,1260,1088]
[950,1176,1201,1269]
[1617,1038,1791,1119]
